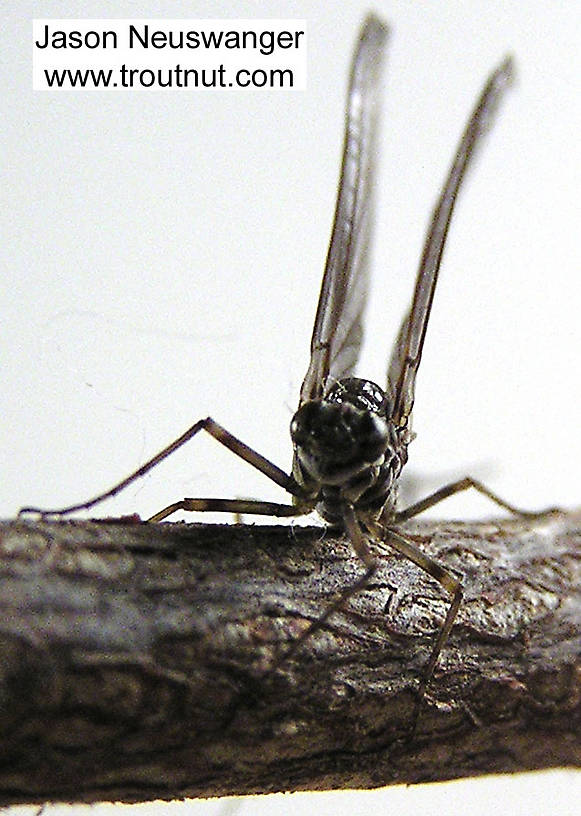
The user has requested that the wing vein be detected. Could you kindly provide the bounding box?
[300,15,389,404]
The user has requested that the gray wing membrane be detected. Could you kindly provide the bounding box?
[300,15,389,404]
[388,57,514,428]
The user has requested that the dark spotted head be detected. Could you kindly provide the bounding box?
[290,378,390,484]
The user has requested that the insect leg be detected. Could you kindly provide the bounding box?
[147,419,312,521]
[270,502,377,670]
[148,498,307,523]
[374,522,463,735]
[394,476,559,523]
[20,417,301,518]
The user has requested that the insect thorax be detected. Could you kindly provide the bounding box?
[290,377,406,524]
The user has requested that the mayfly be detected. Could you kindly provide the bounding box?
[22,14,535,717]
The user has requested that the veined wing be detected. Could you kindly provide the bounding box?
[388,57,514,428]
[300,14,389,404]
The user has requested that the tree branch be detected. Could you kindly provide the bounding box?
[0,511,579,805]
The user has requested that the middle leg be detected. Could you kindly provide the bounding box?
[370,519,464,735]
[395,475,559,523]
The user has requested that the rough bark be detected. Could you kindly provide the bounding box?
[0,510,579,805]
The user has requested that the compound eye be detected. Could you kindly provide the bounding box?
[290,402,319,444]
[360,414,389,461]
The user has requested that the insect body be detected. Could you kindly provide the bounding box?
[291,376,403,524]
[22,14,531,725]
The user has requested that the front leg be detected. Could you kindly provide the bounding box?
[20,417,303,518]
[268,501,378,672]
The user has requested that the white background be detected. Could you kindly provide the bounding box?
[2,1,579,814]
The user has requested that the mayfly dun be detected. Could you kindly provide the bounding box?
[22,14,544,724]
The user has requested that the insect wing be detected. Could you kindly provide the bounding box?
[388,58,514,428]
[300,15,389,404]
